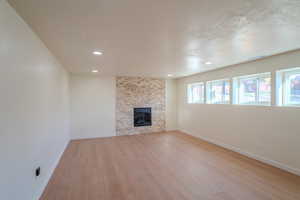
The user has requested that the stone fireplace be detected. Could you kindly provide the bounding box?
[116,77,165,136]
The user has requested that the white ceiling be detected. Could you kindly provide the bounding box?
[8,0,300,78]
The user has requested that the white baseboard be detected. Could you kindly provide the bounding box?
[180,129,300,177]
[71,134,117,141]
[71,132,117,140]
[166,129,180,132]
[36,138,70,200]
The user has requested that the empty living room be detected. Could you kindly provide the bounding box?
[1,0,300,199]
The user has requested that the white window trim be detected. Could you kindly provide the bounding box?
[206,79,230,104]
[187,82,205,104]
[277,67,300,107]
[233,72,271,106]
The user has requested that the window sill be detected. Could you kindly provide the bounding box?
[232,103,271,107]
[276,104,300,108]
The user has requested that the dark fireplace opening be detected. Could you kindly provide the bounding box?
[134,107,152,127]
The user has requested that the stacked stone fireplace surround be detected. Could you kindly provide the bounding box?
[116,77,166,136]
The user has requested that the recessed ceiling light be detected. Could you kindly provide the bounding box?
[93,51,103,55]
[205,61,212,65]
[92,70,99,73]
[167,74,173,77]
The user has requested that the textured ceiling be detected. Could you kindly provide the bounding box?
[8,0,300,78]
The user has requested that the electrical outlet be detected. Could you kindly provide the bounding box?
[35,167,41,177]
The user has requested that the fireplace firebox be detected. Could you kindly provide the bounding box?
[134,107,152,127]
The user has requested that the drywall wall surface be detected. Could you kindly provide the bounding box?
[166,79,178,131]
[0,1,70,200]
[70,75,116,139]
[177,50,300,175]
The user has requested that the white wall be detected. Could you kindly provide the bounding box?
[166,79,177,131]
[0,1,70,200]
[70,75,116,139]
[70,76,178,138]
[177,50,300,176]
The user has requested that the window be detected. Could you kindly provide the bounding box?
[233,73,271,105]
[277,68,300,106]
[206,79,230,104]
[187,82,204,104]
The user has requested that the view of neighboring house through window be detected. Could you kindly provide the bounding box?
[187,69,300,107]
[206,79,230,104]
[233,73,271,106]
[277,68,300,106]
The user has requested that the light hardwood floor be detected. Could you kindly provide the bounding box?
[41,131,300,200]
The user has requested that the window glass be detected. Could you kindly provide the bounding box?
[207,79,230,104]
[211,81,223,103]
[239,78,257,104]
[234,73,271,106]
[258,76,271,104]
[224,81,230,102]
[187,83,204,104]
[277,68,300,106]
[285,72,300,105]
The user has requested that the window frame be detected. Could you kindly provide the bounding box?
[233,72,271,106]
[277,68,300,107]
[187,82,205,104]
[206,79,231,104]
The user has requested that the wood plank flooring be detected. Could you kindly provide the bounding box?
[40,131,300,200]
